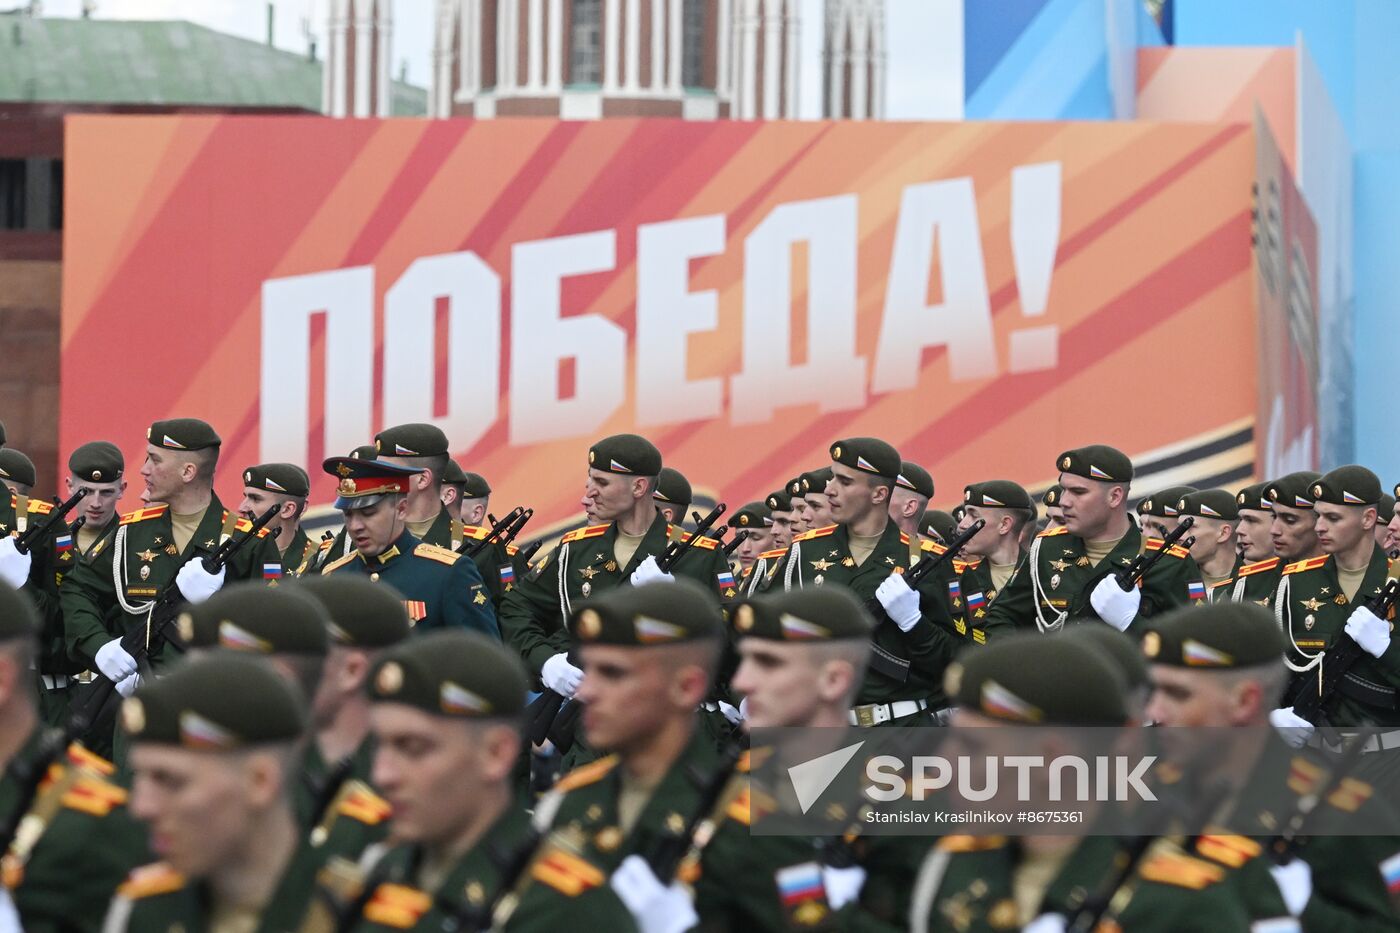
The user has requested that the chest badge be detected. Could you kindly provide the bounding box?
[136,549,158,563]
[811,558,834,572]
[1050,573,1061,590]
[1304,614,1316,630]
[1300,598,1324,612]
[581,581,592,598]
[139,565,151,581]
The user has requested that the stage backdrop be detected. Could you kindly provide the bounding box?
[62,116,1266,534]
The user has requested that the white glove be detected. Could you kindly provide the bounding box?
[1345,606,1391,659]
[1270,858,1313,916]
[875,573,922,632]
[114,672,142,699]
[1024,915,1068,933]
[0,537,31,589]
[820,864,867,910]
[738,696,750,720]
[0,885,20,933]
[630,555,675,587]
[1270,707,1315,749]
[608,854,698,933]
[541,653,584,698]
[95,638,138,681]
[717,700,742,725]
[1089,575,1141,632]
[175,557,225,604]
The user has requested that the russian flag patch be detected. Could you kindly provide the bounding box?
[967,592,987,610]
[499,564,515,585]
[263,563,283,580]
[1380,852,1400,893]
[1187,580,1206,600]
[55,534,73,554]
[1088,465,1111,480]
[717,570,736,595]
[775,862,826,907]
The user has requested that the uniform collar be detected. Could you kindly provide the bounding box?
[362,531,419,569]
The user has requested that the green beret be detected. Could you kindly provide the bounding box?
[148,418,220,451]
[180,584,329,657]
[571,579,723,647]
[0,449,36,489]
[1176,489,1238,522]
[1379,494,1396,525]
[1235,481,1272,514]
[920,509,957,544]
[829,438,900,481]
[1066,626,1149,693]
[323,456,423,510]
[1310,465,1382,508]
[732,587,874,642]
[368,630,527,719]
[242,462,310,499]
[1043,485,1063,507]
[375,423,449,459]
[0,581,38,641]
[441,459,468,487]
[963,480,1032,512]
[950,504,967,524]
[1142,602,1285,669]
[654,467,692,506]
[786,476,805,498]
[1265,471,1321,510]
[1136,485,1197,518]
[895,461,934,500]
[588,434,662,477]
[349,445,378,460]
[293,576,411,648]
[461,471,491,499]
[945,633,1128,726]
[122,653,306,748]
[1056,445,1133,484]
[68,441,124,484]
[800,468,833,497]
[765,489,793,512]
[730,501,773,530]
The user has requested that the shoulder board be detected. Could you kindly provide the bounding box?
[937,835,1009,853]
[1138,852,1225,890]
[531,848,606,896]
[459,524,491,541]
[230,514,271,538]
[66,742,115,776]
[337,784,393,826]
[688,534,718,551]
[1144,538,1191,559]
[317,537,335,553]
[1036,526,1069,538]
[921,540,949,555]
[506,543,519,556]
[1209,579,1234,592]
[758,547,790,561]
[363,884,432,928]
[794,524,838,542]
[117,862,186,899]
[561,524,611,545]
[321,552,359,575]
[1326,776,1373,813]
[26,498,53,515]
[725,783,752,826]
[62,774,128,817]
[553,754,619,792]
[1237,557,1281,577]
[899,532,911,545]
[953,558,981,574]
[119,505,168,525]
[414,543,460,566]
[1194,834,1262,869]
[1284,556,1330,576]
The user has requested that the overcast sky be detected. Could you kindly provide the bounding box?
[36,0,962,118]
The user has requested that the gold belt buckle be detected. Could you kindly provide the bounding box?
[854,705,876,728]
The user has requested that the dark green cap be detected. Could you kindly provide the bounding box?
[1176,489,1238,522]
[1136,485,1197,518]
[1310,465,1382,508]
[0,449,35,488]
[294,576,411,648]
[829,438,900,481]
[1265,471,1322,510]
[441,459,468,487]
[963,480,1032,512]
[950,504,967,524]
[1142,602,1285,669]
[68,441,124,484]
[786,476,805,498]
[571,579,723,647]
[1043,485,1063,507]
[732,587,874,642]
[654,467,692,507]
[766,489,793,512]
[460,471,491,498]
[368,630,527,719]
[122,653,306,748]
[179,584,329,657]
[1056,445,1133,484]
[1235,481,1272,514]
[588,434,662,477]
[375,423,450,459]
[148,418,221,451]
[920,509,957,544]
[0,581,38,641]
[945,633,1127,725]
[1066,626,1149,694]
[349,445,378,460]
[1379,494,1396,525]
[730,501,773,530]
[895,462,934,500]
[800,468,833,497]
[242,463,310,499]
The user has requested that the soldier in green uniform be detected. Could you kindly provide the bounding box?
[449,468,525,615]
[1173,489,1241,601]
[770,438,962,726]
[767,489,798,550]
[103,654,336,931]
[951,481,1034,645]
[1135,484,1197,539]
[1041,485,1064,529]
[654,466,693,527]
[919,509,958,547]
[0,581,148,932]
[1269,466,1400,729]
[453,467,492,528]
[730,502,775,595]
[0,447,36,495]
[800,467,834,533]
[0,447,64,724]
[979,445,1204,640]
[318,457,497,637]
[889,461,934,541]
[1226,480,1283,605]
[439,458,469,517]
[59,418,285,692]
[1266,470,1324,568]
[237,462,317,577]
[785,476,811,534]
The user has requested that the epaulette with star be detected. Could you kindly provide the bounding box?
[794,524,837,542]
[1145,537,1192,559]
[414,543,460,566]
[561,524,610,545]
[116,862,187,900]
[1036,525,1069,538]
[553,754,618,792]
[1237,556,1281,577]
[119,505,168,526]
[1284,556,1330,576]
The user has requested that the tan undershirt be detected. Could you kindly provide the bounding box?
[1202,570,1232,592]
[1338,564,1368,603]
[169,506,209,555]
[617,772,664,836]
[848,531,882,567]
[1083,535,1126,568]
[208,903,259,933]
[76,525,102,554]
[1011,846,1075,926]
[990,560,1017,592]
[613,531,646,572]
[406,517,436,540]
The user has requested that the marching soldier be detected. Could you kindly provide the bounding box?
[1377,493,1397,555]
[729,502,774,574]
[0,447,36,495]
[784,476,811,534]
[1135,484,1197,539]
[0,448,63,706]
[1041,484,1065,528]
[318,457,497,637]
[1266,471,1323,565]
[1228,480,1283,605]
[439,459,469,516]
[979,445,1203,640]
[654,466,693,526]
[237,462,317,576]
[1174,489,1241,601]
[951,481,1034,644]
[0,581,147,932]
[919,509,957,547]
[889,461,934,541]
[766,489,797,550]
[798,467,834,532]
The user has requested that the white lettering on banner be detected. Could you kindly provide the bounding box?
[260,267,374,467]
[383,252,501,452]
[636,215,725,427]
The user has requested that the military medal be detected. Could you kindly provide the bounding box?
[810,558,834,571]
[579,566,598,580]
[814,574,825,586]
[136,549,157,562]
[581,581,592,598]
[1050,573,1061,590]
[1304,614,1315,630]
[139,565,150,581]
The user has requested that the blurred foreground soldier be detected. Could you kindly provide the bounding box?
[238,462,315,576]
[981,445,1203,640]
[1041,484,1064,528]
[103,654,326,931]
[1174,490,1240,600]
[1228,481,1282,605]
[1144,603,1400,928]
[952,481,1033,643]
[653,467,692,526]
[1266,471,1323,564]
[1135,484,1197,539]
[1377,493,1397,556]
[889,461,933,540]
[0,581,147,932]
[1066,623,1151,722]
[919,509,957,547]
[319,457,497,637]
[0,448,36,496]
[799,468,834,532]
